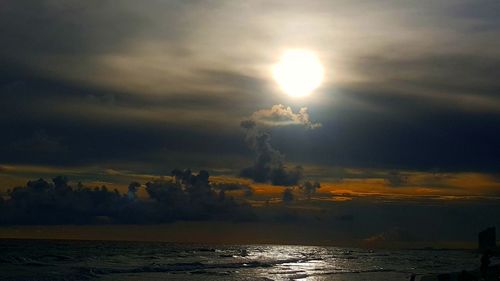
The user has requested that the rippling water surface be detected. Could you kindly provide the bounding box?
[0,239,479,280]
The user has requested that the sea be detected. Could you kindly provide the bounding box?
[0,239,482,281]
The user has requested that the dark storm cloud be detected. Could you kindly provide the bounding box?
[0,62,252,168]
[0,61,263,116]
[352,54,500,107]
[449,0,500,31]
[270,52,500,172]
[0,1,187,57]
[292,52,500,172]
[1,0,500,176]
[1,121,247,168]
[10,130,68,158]
[4,56,500,174]
[275,102,500,172]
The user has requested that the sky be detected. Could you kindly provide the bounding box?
[1,0,500,247]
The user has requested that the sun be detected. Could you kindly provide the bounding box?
[273,49,324,98]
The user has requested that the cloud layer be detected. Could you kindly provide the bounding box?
[1,0,500,173]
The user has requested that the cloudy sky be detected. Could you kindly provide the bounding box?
[1,0,500,246]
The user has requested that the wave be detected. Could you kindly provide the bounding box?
[69,260,397,280]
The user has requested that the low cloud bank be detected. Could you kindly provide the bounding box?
[0,171,255,225]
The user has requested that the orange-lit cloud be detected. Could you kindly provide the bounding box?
[2,164,500,202]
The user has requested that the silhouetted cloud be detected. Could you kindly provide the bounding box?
[299,181,321,199]
[0,170,255,225]
[239,105,321,185]
[1,177,125,224]
[282,188,294,204]
[239,129,303,185]
[127,181,141,200]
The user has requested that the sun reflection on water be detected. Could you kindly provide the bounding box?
[242,245,353,280]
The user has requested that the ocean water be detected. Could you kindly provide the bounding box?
[0,239,480,281]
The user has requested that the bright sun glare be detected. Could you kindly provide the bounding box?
[273,49,324,98]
